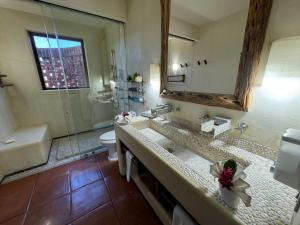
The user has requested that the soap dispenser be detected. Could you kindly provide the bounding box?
[273,128,300,225]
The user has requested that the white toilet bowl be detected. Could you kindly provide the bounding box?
[100,130,118,161]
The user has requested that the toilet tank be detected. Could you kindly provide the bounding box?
[274,129,300,190]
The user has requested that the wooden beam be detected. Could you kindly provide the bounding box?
[235,0,273,111]
[161,90,244,111]
[160,0,171,93]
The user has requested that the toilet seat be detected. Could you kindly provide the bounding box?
[100,131,116,142]
[101,140,115,145]
[100,131,118,161]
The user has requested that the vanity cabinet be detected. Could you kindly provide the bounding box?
[136,157,178,215]
[120,141,179,225]
[115,120,241,225]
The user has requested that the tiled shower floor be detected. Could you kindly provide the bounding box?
[2,128,113,184]
[55,127,114,160]
[0,152,162,225]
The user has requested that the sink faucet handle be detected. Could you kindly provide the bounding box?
[235,122,248,134]
[199,114,210,121]
[156,103,171,107]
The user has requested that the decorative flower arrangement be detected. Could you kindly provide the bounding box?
[218,159,237,190]
[219,168,234,189]
[115,112,132,124]
[122,112,129,118]
[127,73,143,83]
[210,159,251,209]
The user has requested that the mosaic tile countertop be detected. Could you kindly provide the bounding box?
[119,116,297,225]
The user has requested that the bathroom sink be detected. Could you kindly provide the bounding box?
[131,116,250,169]
[115,116,297,225]
[138,126,212,171]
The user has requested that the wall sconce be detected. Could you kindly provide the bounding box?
[172,63,180,71]
[262,76,300,101]
[150,64,161,91]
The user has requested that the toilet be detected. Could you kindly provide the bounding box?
[100,130,118,161]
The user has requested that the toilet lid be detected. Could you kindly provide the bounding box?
[100,131,116,141]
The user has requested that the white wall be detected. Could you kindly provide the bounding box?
[125,0,161,114]
[0,88,16,142]
[170,17,198,40]
[125,0,300,152]
[0,7,115,137]
[192,10,248,94]
[42,0,127,22]
[168,10,248,94]
[169,11,248,94]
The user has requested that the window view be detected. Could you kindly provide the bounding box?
[29,32,89,90]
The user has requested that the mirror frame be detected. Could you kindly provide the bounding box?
[160,0,273,111]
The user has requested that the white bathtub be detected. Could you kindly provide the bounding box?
[0,124,51,181]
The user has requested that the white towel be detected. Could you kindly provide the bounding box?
[172,205,198,225]
[126,151,134,182]
[291,209,300,225]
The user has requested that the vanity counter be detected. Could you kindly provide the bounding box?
[115,116,296,225]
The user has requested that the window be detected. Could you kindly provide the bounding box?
[29,32,89,90]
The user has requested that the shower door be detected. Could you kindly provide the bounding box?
[41,3,127,159]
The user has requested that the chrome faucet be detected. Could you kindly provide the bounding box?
[199,113,210,122]
[150,104,173,117]
[235,122,248,134]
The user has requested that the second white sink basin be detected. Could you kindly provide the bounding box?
[139,127,212,174]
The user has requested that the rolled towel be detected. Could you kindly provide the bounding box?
[172,205,197,225]
[126,151,134,182]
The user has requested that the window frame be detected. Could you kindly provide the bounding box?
[28,31,89,90]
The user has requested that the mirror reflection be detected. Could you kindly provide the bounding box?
[262,36,300,101]
[168,0,250,94]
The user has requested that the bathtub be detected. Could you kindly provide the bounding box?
[0,124,51,181]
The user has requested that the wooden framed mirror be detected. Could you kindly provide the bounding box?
[160,0,273,111]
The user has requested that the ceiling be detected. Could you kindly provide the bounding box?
[0,0,250,30]
[0,0,115,29]
[0,0,41,15]
[171,0,250,28]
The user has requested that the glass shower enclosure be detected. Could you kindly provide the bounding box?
[37,3,127,159]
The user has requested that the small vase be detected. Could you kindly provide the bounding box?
[219,184,240,209]
[115,116,131,125]
[134,75,143,83]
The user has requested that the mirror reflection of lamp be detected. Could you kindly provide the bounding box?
[150,64,160,91]
[172,63,180,73]
[262,76,300,101]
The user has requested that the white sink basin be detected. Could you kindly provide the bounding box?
[138,127,212,171]
[132,116,250,169]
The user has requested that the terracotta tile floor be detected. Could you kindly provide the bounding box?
[0,152,162,225]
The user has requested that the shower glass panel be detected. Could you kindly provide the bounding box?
[37,4,81,160]
[45,4,126,159]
